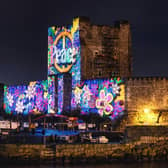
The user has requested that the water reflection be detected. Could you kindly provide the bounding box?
[3,162,168,168]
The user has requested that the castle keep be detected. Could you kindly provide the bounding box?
[1,17,168,127]
[79,17,132,79]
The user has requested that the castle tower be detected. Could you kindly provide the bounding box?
[79,17,132,80]
[48,17,132,113]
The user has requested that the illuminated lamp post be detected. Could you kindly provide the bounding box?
[142,108,168,124]
[144,108,150,114]
[131,109,151,125]
[142,108,156,124]
[143,108,151,124]
[154,109,168,124]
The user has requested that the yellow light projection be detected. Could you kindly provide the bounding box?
[134,105,158,125]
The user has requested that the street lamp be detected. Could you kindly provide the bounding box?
[144,108,150,113]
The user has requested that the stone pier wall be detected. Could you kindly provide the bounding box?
[1,141,168,163]
[126,125,168,141]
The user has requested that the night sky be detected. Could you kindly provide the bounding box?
[0,0,168,85]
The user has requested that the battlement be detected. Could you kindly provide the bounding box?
[126,77,168,87]
[127,77,168,81]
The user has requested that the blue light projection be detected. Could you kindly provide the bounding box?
[48,76,55,113]
[72,78,125,120]
[4,17,126,121]
[4,81,48,115]
[48,17,81,84]
[57,75,63,114]
[48,18,81,114]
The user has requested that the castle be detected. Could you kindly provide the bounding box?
[1,17,168,130]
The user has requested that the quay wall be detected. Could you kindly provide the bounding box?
[1,140,168,163]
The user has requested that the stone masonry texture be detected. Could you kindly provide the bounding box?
[79,17,132,80]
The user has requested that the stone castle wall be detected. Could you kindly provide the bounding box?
[125,77,168,125]
[79,17,132,80]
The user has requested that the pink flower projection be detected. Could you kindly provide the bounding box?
[96,89,113,116]
[83,85,92,102]
[74,86,82,104]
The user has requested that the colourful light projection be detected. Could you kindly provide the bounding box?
[57,75,64,114]
[48,18,81,83]
[96,90,113,116]
[48,76,55,113]
[48,18,81,113]
[72,78,125,120]
[4,81,48,115]
[73,86,83,105]
[4,18,125,120]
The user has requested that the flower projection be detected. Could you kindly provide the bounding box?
[111,101,124,119]
[15,100,24,113]
[74,78,125,120]
[4,80,48,115]
[25,85,36,100]
[73,86,82,105]
[96,90,113,116]
[83,85,92,102]
[6,93,14,106]
[111,83,120,95]
[4,17,125,121]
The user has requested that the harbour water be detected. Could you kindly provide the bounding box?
[3,162,168,168]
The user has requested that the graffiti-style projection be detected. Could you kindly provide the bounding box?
[96,90,113,116]
[4,17,125,121]
[48,18,81,114]
[48,18,81,82]
[74,86,82,105]
[4,81,48,115]
[73,78,125,120]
